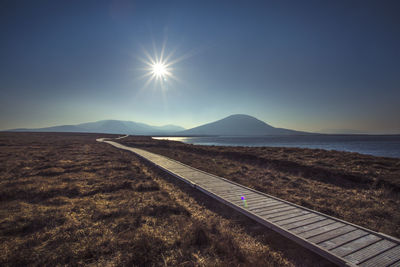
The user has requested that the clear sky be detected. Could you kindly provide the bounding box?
[1,0,399,133]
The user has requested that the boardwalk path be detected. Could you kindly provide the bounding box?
[97,138,400,267]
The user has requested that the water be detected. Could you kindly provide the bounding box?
[153,135,400,158]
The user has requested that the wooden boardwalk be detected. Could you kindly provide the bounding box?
[98,138,400,267]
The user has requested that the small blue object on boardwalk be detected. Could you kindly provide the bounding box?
[97,138,400,267]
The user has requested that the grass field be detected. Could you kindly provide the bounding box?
[119,136,400,239]
[0,132,335,266]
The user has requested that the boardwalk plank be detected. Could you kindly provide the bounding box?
[331,234,381,257]
[276,213,318,226]
[215,188,254,194]
[270,210,311,223]
[227,198,275,209]
[218,191,260,200]
[319,229,369,250]
[234,197,276,206]
[344,239,396,264]
[263,208,304,220]
[308,225,356,244]
[251,204,289,214]
[281,215,326,229]
[259,207,298,218]
[359,245,400,267]
[242,198,276,208]
[246,201,282,211]
[289,219,335,234]
[299,222,345,239]
[245,197,277,206]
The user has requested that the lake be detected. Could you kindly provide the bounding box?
[152,135,400,158]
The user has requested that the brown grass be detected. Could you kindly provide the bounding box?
[0,133,334,266]
[118,136,400,238]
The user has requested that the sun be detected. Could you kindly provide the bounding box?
[137,39,197,90]
[137,41,185,89]
[152,62,167,78]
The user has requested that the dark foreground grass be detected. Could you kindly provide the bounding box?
[119,136,400,239]
[0,133,333,266]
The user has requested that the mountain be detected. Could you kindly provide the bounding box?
[6,115,310,136]
[178,114,310,136]
[7,120,185,135]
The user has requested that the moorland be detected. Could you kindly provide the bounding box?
[0,132,337,266]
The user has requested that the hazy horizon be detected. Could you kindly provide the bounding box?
[3,114,400,135]
[1,1,400,134]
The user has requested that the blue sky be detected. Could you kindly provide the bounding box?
[1,0,399,133]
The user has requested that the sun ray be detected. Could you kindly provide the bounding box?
[137,39,198,91]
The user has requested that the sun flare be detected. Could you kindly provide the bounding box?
[152,62,167,78]
[137,41,190,89]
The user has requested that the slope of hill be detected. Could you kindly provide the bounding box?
[178,114,310,136]
[7,120,185,135]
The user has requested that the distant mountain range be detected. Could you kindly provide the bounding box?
[8,120,185,135]
[6,114,312,136]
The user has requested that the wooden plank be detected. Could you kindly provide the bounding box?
[197,181,231,187]
[281,215,326,229]
[220,194,264,204]
[215,188,254,195]
[231,196,274,205]
[228,195,268,203]
[225,197,273,208]
[162,165,194,172]
[215,186,254,193]
[344,239,396,264]
[251,204,289,214]
[389,259,400,267]
[246,201,282,211]
[245,197,276,205]
[270,210,310,223]
[218,191,261,200]
[319,229,369,250]
[276,213,318,226]
[360,245,400,267]
[331,234,381,257]
[159,166,191,173]
[208,186,243,192]
[217,190,247,196]
[308,225,356,244]
[289,219,335,233]
[299,222,345,239]
[173,169,205,176]
[208,188,244,194]
[246,203,283,213]
[182,172,216,181]
[193,176,221,183]
[264,208,306,220]
[205,185,239,190]
[257,206,296,217]
[200,182,231,188]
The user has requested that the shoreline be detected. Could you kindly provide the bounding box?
[152,135,400,159]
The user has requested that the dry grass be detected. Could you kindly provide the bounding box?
[0,133,333,266]
[119,136,400,238]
